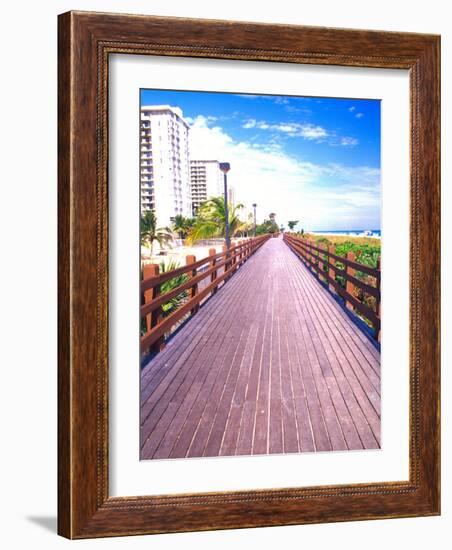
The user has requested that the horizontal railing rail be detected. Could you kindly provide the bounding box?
[283,233,381,340]
[140,234,271,355]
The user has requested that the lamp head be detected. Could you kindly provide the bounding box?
[219,162,231,174]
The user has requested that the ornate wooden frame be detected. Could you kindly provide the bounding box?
[58,11,440,538]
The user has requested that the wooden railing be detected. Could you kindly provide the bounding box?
[140,235,271,356]
[283,233,381,340]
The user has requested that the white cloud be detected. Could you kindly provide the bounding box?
[355,112,364,119]
[297,124,328,139]
[242,119,328,140]
[187,114,217,125]
[242,119,257,129]
[241,118,359,146]
[188,116,379,230]
[339,137,359,147]
[349,106,356,112]
[236,94,261,99]
[273,97,290,105]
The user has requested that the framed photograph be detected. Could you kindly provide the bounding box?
[58,11,440,538]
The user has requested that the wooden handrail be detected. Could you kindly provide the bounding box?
[141,239,259,291]
[285,235,380,279]
[283,233,380,340]
[285,234,380,277]
[140,234,271,354]
[140,257,228,317]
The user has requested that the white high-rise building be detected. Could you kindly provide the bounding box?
[140,105,192,226]
[190,160,223,215]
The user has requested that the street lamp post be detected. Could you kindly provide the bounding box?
[252,203,257,237]
[219,162,231,248]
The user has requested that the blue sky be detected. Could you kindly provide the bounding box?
[140,89,381,230]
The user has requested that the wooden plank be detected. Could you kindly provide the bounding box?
[202,324,254,457]
[140,267,241,396]
[140,259,257,454]
[287,291,333,452]
[284,246,379,447]
[268,261,284,454]
[152,308,253,459]
[140,242,262,396]
[286,241,381,366]
[285,265,353,451]
[219,325,259,456]
[141,236,271,351]
[185,260,269,458]
[234,284,272,456]
[252,279,273,455]
[140,237,381,459]
[289,254,381,391]
[284,315,317,452]
[287,258,380,446]
[183,272,262,456]
[168,320,251,458]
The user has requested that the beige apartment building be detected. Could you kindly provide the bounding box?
[189,159,224,215]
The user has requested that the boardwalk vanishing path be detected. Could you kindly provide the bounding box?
[140,237,381,460]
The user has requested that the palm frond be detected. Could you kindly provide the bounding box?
[186,196,246,245]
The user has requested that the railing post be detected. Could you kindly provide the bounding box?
[314,240,319,275]
[346,251,356,310]
[233,244,238,273]
[328,245,336,293]
[318,243,325,282]
[186,255,199,315]
[223,244,230,281]
[309,239,315,272]
[209,248,218,294]
[143,263,164,352]
[376,256,381,341]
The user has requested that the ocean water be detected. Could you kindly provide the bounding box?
[310,229,381,238]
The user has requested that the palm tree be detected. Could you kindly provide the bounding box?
[186,196,244,245]
[287,220,299,231]
[158,260,189,316]
[173,215,186,240]
[172,215,194,240]
[140,210,173,257]
[235,212,254,237]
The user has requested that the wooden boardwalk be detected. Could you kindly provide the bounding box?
[140,237,381,460]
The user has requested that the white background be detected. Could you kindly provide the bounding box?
[110,56,409,496]
[0,1,449,548]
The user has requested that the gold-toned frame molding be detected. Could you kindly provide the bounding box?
[58,11,440,538]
